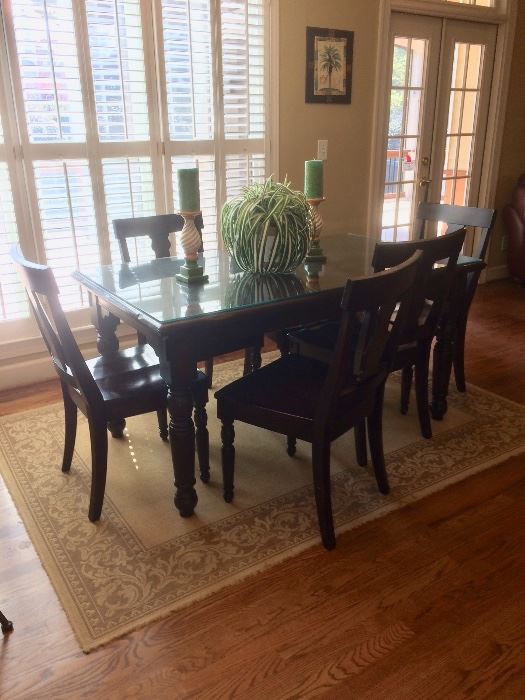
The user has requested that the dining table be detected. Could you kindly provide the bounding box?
[73,232,485,518]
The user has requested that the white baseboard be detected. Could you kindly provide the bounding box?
[0,326,137,392]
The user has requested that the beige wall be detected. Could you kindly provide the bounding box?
[279,1,525,272]
[279,0,381,236]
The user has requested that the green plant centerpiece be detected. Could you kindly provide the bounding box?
[221,178,311,273]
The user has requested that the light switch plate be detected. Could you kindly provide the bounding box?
[317,139,328,160]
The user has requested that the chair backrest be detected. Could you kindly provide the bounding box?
[372,226,466,339]
[416,202,496,261]
[113,213,204,263]
[11,247,102,409]
[316,250,422,429]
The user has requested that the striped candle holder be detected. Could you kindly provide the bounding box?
[175,211,208,285]
[306,198,327,263]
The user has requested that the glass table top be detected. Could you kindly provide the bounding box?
[75,233,480,326]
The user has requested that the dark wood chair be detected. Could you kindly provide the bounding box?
[11,247,209,521]
[215,251,422,550]
[113,213,215,383]
[114,213,265,382]
[0,610,13,634]
[416,202,497,392]
[289,227,466,441]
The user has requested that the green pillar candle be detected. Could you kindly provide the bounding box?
[304,159,324,199]
[177,167,201,212]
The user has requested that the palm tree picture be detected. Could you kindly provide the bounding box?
[320,44,342,94]
[306,27,353,104]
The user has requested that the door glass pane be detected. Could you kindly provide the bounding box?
[382,36,428,242]
[439,42,484,210]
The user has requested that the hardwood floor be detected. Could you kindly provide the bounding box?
[1,279,525,699]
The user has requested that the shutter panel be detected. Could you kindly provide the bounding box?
[33,160,99,309]
[161,0,214,140]
[11,0,86,143]
[221,0,264,140]
[225,152,265,199]
[86,0,150,142]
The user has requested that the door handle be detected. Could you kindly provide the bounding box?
[419,177,431,187]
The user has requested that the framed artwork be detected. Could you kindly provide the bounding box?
[305,26,354,104]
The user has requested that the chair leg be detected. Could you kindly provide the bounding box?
[312,438,336,550]
[157,409,169,441]
[415,340,433,439]
[194,393,210,484]
[0,610,13,634]
[453,316,467,393]
[287,436,297,456]
[400,365,413,415]
[61,384,77,473]
[221,418,235,502]
[204,358,214,388]
[367,383,390,495]
[87,417,108,522]
[108,417,126,439]
[243,344,262,375]
[354,420,367,466]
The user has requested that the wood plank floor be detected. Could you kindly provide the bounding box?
[1,279,525,699]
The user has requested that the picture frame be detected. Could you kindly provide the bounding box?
[305,26,354,104]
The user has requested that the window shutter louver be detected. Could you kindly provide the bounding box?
[161,0,214,141]
[86,0,150,142]
[33,160,100,309]
[11,0,86,143]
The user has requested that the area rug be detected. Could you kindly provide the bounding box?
[1,356,525,653]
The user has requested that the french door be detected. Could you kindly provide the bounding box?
[381,13,496,246]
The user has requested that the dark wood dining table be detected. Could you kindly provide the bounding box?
[73,233,484,518]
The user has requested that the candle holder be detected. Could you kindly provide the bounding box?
[306,197,327,263]
[175,211,208,285]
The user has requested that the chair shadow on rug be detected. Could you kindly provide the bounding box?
[215,251,422,550]
[11,246,209,521]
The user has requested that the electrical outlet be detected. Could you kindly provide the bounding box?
[501,234,508,252]
[317,139,328,160]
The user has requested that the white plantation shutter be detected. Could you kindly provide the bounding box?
[33,160,100,309]
[86,0,150,142]
[0,0,271,344]
[161,0,214,141]
[225,153,265,198]
[221,0,265,140]
[11,0,86,143]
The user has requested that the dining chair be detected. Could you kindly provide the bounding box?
[0,609,13,634]
[11,247,209,521]
[288,227,466,440]
[113,213,215,383]
[113,213,264,384]
[215,251,422,550]
[416,202,497,392]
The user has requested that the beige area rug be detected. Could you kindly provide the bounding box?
[1,355,525,653]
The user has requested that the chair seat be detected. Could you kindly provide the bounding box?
[87,346,207,418]
[215,354,380,442]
